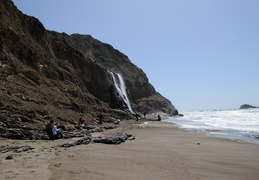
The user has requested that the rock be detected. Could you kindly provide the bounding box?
[0,145,34,153]
[92,133,135,145]
[59,133,135,148]
[252,135,259,140]
[5,155,13,160]
[240,104,258,109]
[127,134,135,140]
[59,137,91,148]
[114,119,121,124]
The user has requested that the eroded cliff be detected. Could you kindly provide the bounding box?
[0,0,177,139]
[49,32,176,114]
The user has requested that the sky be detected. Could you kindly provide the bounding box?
[12,0,259,112]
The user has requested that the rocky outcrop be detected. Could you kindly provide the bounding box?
[0,145,34,154]
[240,104,258,109]
[0,0,177,139]
[59,133,135,148]
[92,133,135,144]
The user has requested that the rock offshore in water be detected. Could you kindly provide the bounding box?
[240,104,258,109]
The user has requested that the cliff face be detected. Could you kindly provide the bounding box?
[49,32,176,114]
[0,0,177,139]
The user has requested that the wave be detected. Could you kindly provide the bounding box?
[165,108,259,144]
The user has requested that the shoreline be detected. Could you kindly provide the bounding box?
[163,120,259,146]
[166,109,259,146]
[1,120,259,180]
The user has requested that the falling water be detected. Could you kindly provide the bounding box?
[110,72,134,113]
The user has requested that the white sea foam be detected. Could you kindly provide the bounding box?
[165,108,259,144]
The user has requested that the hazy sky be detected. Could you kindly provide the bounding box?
[12,0,259,112]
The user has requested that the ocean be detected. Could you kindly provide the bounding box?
[164,108,259,145]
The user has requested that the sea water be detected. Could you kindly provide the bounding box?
[164,108,259,144]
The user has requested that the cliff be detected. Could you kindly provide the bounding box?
[0,0,177,139]
[48,32,176,114]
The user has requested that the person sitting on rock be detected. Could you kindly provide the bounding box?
[114,119,121,124]
[157,114,161,121]
[78,117,86,127]
[78,117,93,130]
[52,122,63,139]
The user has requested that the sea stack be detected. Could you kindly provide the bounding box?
[240,104,258,109]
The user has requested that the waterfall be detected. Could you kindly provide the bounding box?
[110,72,134,113]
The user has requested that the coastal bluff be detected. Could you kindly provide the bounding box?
[0,0,177,139]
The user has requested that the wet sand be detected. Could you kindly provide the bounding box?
[1,121,259,180]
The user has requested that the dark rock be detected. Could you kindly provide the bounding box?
[252,135,259,140]
[58,133,135,148]
[0,145,34,153]
[59,137,91,148]
[5,155,13,160]
[240,104,258,109]
[92,133,135,145]
[171,109,179,116]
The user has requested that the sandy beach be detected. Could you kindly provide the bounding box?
[1,120,259,180]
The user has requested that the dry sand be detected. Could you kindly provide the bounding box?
[1,121,259,180]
